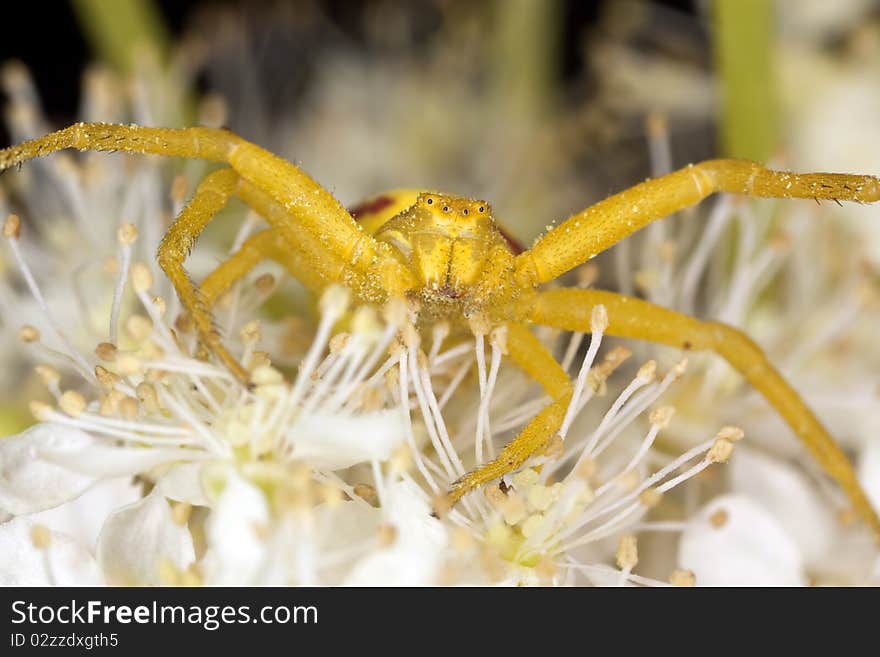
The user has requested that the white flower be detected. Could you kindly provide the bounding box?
[3,30,877,587]
[2,197,727,585]
[96,491,195,586]
[730,447,835,567]
[0,517,103,586]
[202,471,271,585]
[0,423,201,517]
[24,477,142,551]
[343,480,447,586]
[678,494,806,587]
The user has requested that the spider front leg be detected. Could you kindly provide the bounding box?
[514,159,880,286]
[520,287,880,540]
[199,229,315,306]
[446,322,572,505]
[0,123,236,170]
[200,188,373,307]
[1,123,418,380]
[178,181,378,380]
[157,167,251,382]
[0,123,418,299]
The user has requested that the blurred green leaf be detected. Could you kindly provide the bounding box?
[491,0,561,118]
[71,0,170,74]
[713,0,777,162]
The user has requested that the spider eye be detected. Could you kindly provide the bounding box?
[443,205,450,212]
[426,198,433,205]
[462,208,469,216]
[478,206,485,213]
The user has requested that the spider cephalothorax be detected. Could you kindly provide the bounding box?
[361,192,524,323]
[2,122,879,539]
[375,193,501,295]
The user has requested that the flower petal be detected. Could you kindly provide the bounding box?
[26,477,143,551]
[0,517,102,585]
[96,490,194,585]
[858,438,880,515]
[157,463,210,507]
[344,480,447,586]
[0,424,97,516]
[0,422,206,516]
[290,410,406,470]
[730,447,835,565]
[202,471,270,585]
[678,494,806,586]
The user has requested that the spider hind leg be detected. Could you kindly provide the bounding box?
[445,322,572,505]
[524,287,880,541]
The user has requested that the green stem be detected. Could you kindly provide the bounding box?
[491,0,561,118]
[712,0,777,162]
[70,0,170,75]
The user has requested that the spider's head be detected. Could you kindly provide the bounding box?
[375,192,499,297]
[411,192,495,294]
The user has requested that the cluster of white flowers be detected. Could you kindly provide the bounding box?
[0,60,749,586]
[3,4,880,584]
[615,114,880,585]
[1,193,743,585]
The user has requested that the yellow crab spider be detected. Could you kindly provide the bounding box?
[1,122,878,539]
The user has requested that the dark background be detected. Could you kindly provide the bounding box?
[0,0,697,130]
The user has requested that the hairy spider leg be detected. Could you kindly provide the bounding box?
[161,170,379,382]
[200,228,327,306]
[514,159,880,287]
[0,123,416,299]
[158,167,248,380]
[0,123,419,381]
[447,322,573,505]
[199,189,375,307]
[201,179,374,303]
[523,288,880,540]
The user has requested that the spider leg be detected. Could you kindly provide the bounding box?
[519,287,880,540]
[446,322,572,505]
[199,225,362,307]
[0,123,235,168]
[0,123,417,299]
[514,159,880,286]
[234,180,372,297]
[168,162,399,381]
[200,229,313,306]
[199,176,377,308]
[157,167,250,382]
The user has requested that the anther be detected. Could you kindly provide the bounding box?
[131,262,154,292]
[35,365,60,387]
[616,535,638,570]
[3,214,21,239]
[59,390,87,416]
[95,342,117,361]
[707,437,735,464]
[30,525,51,550]
[18,324,39,342]
[717,426,744,442]
[117,222,138,246]
[669,569,696,587]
